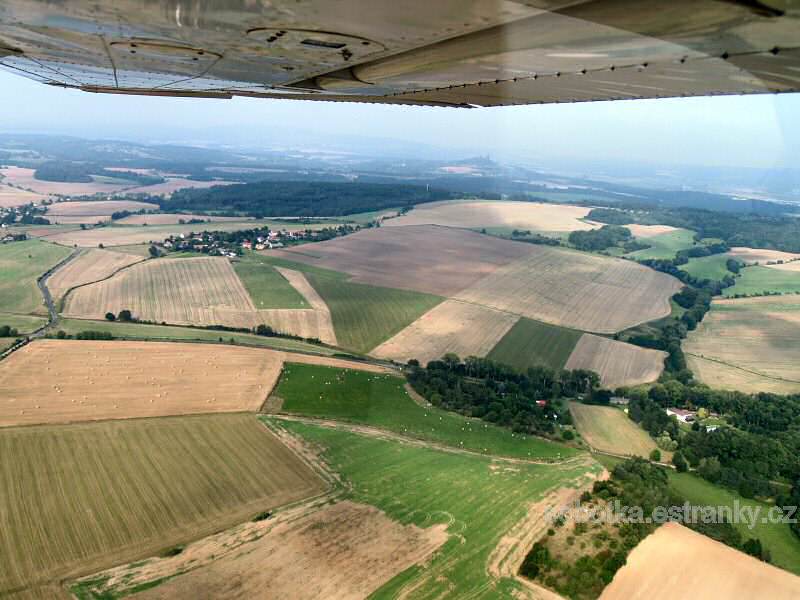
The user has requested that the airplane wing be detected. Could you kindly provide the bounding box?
[0,0,798,107]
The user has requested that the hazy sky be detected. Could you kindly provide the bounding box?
[1,68,798,169]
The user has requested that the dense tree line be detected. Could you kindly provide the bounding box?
[155,181,457,217]
[520,458,769,599]
[0,325,19,337]
[406,354,599,436]
[568,225,633,251]
[34,161,164,186]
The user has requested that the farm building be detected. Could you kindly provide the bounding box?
[666,407,696,423]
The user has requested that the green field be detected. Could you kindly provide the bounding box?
[569,402,658,458]
[233,253,308,309]
[55,318,339,355]
[0,414,325,598]
[626,228,697,260]
[0,240,71,314]
[724,266,800,297]
[276,419,599,599]
[668,471,800,575]
[0,313,47,333]
[680,253,733,281]
[488,317,582,371]
[275,363,579,460]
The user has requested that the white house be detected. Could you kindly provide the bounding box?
[666,408,696,423]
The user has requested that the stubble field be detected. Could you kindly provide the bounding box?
[45,200,158,217]
[684,295,800,393]
[564,334,667,389]
[0,414,326,598]
[46,248,144,305]
[0,182,47,207]
[383,200,598,232]
[600,523,800,600]
[0,339,284,427]
[115,213,250,225]
[370,299,518,364]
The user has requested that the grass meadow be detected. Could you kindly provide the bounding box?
[276,419,600,599]
[0,239,71,315]
[569,402,659,458]
[724,266,800,296]
[488,317,582,371]
[233,253,309,309]
[626,228,697,260]
[274,363,579,460]
[680,253,733,281]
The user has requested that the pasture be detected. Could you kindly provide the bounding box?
[723,266,800,296]
[569,402,657,458]
[0,239,72,315]
[233,253,309,309]
[684,295,800,393]
[90,501,447,600]
[599,523,800,600]
[268,225,534,297]
[383,200,598,232]
[625,228,697,260]
[45,200,158,217]
[276,420,600,599]
[487,317,582,371]
[47,248,144,305]
[454,248,682,333]
[668,471,800,575]
[371,299,518,364]
[680,253,733,281]
[0,339,284,427]
[272,363,577,460]
[0,313,47,333]
[565,334,666,389]
[0,414,325,597]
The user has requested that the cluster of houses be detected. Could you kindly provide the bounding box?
[666,407,719,431]
[161,232,241,257]
[241,230,285,251]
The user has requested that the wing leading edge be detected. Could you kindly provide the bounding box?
[1,0,799,106]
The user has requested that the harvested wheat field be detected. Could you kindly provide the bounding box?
[0,413,325,597]
[600,522,800,600]
[766,261,800,272]
[684,295,800,393]
[63,256,337,341]
[83,501,447,600]
[46,199,158,217]
[115,212,249,225]
[64,256,256,325]
[371,299,518,364]
[728,246,800,265]
[565,334,666,389]
[454,248,683,333]
[383,200,598,232]
[0,182,47,208]
[268,225,535,296]
[47,248,144,304]
[43,220,263,247]
[624,224,679,238]
[0,339,286,427]
[569,402,658,458]
[0,166,132,196]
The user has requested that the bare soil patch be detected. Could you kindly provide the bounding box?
[47,248,144,304]
[46,200,158,216]
[268,225,535,296]
[454,249,682,333]
[384,200,598,232]
[565,334,666,388]
[81,501,446,600]
[624,224,679,238]
[0,339,284,427]
[600,522,800,600]
[371,299,518,364]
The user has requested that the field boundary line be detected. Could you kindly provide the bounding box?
[57,251,149,312]
[685,352,800,385]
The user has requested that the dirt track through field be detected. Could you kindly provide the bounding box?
[454,248,682,333]
[274,267,337,345]
[565,334,666,388]
[600,522,800,600]
[371,299,518,363]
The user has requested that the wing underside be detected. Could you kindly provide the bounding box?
[1,0,799,107]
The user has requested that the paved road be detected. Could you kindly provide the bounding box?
[31,248,80,338]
